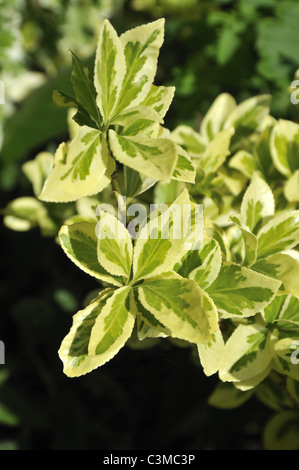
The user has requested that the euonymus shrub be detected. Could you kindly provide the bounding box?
[3,18,299,449]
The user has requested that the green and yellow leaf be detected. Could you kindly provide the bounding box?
[94,19,126,122]
[58,289,115,377]
[240,172,275,234]
[59,222,123,287]
[109,130,177,181]
[270,119,299,177]
[132,189,195,281]
[88,286,135,359]
[138,272,216,344]
[39,128,113,202]
[200,92,236,143]
[219,324,272,382]
[96,211,133,279]
[206,261,281,318]
[114,19,165,114]
[257,210,299,259]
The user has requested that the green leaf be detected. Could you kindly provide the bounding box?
[59,222,123,287]
[114,19,165,114]
[240,172,275,234]
[52,90,77,108]
[124,166,156,199]
[270,119,299,177]
[257,210,299,259]
[263,295,287,324]
[208,382,254,410]
[94,19,126,122]
[0,404,20,427]
[58,289,115,377]
[109,130,177,182]
[206,261,281,318]
[96,211,133,279]
[132,189,196,281]
[138,272,216,344]
[88,287,135,359]
[39,128,114,202]
[200,92,236,142]
[70,51,102,128]
[219,324,272,382]
[264,411,299,450]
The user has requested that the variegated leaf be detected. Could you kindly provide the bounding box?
[257,210,299,259]
[39,128,113,202]
[224,94,271,151]
[172,144,196,183]
[96,211,133,279]
[206,261,281,318]
[188,239,222,289]
[219,324,272,382]
[285,170,299,203]
[276,295,299,332]
[263,295,287,324]
[108,130,177,182]
[140,84,175,119]
[270,119,299,177]
[197,128,234,174]
[233,362,273,391]
[171,125,206,157]
[132,189,195,281]
[59,222,123,287]
[114,19,165,114]
[138,272,216,344]
[200,92,236,142]
[133,291,170,340]
[88,287,135,359]
[240,172,275,234]
[198,327,225,377]
[58,289,115,377]
[262,253,299,299]
[229,150,260,178]
[94,19,126,122]
[272,335,299,381]
[230,215,258,266]
[110,105,162,136]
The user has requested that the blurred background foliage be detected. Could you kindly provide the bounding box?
[1,0,299,450]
